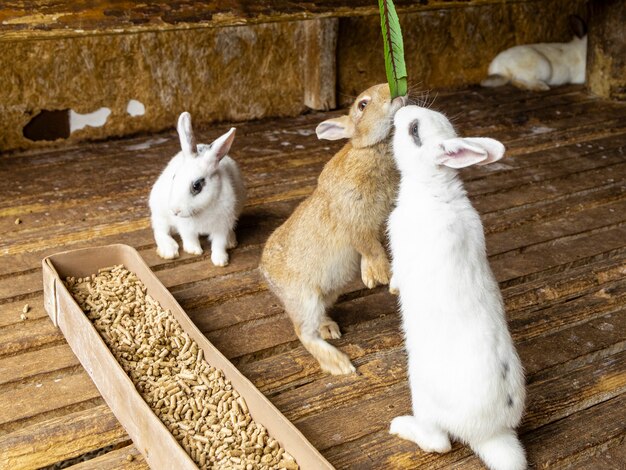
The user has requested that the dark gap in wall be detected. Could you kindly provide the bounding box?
[23,109,70,141]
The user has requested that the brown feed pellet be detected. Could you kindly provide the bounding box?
[65,265,299,470]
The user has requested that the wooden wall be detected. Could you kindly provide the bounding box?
[0,0,589,151]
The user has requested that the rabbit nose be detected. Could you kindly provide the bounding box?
[172,208,181,216]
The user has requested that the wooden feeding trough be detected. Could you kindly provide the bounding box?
[41,244,332,469]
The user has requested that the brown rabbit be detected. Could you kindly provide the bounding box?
[260,84,406,375]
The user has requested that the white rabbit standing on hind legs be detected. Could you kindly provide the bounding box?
[388,105,526,470]
[482,15,587,91]
[149,112,246,266]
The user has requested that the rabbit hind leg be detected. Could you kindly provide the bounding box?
[511,78,550,91]
[390,415,451,454]
[287,293,355,375]
[319,289,342,339]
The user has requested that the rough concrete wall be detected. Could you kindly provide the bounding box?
[337,0,589,105]
[587,0,626,100]
[0,22,306,151]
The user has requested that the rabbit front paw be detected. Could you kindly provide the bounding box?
[319,319,342,340]
[156,239,180,259]
[361,256,391,289]
[226,230,238,249]
[211,250,229,267]
[183,243,203,256]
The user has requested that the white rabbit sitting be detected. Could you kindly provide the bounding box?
[481,15,587,91]
[149,112,246,266]
[388,105,526,470]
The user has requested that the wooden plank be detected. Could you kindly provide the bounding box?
[482,181,626,236]
[470,149,626,200]
[0,295,47,327]
[0,300,616,460]
[0,367,100,428]
[487,198,626,256]
[502,249,626,312]
[512,280,626,344]
[0,270,46,302]
[564,438,626,470]
[321,365,626,469]
[522,349,626,432]
[303,18,338,110]
[474,160,626,216]
[0,0,553,41]
[0,343,79,387]
[0,88,611,198]
[340,393,626,469]
[68,445,148,470]
[0,316,64,359]
[519,394,626,469]
[491,225,626,283]
[5,138,620,253]
[588,0,626,100]
[0,405,127,470]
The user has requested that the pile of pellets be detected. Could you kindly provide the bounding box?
[66,265,298,470]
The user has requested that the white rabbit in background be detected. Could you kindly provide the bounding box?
[149,112,246,266]
[388,105,526,470]
[482,15,587,91]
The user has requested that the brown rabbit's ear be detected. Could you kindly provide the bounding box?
[315,116,355,141]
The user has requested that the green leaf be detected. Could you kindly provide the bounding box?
[378,0,408,99]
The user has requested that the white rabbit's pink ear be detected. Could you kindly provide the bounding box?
[177,112,197,157]
[315,116,354,140]
[211,127,236,163]
[436,137,505,169]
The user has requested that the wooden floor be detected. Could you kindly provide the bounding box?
[1,85,625,469]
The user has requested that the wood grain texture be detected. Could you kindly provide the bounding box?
[303,18,338,110]
[588,0,626,100]
[0,1,547,41]
[0,85,624,468]
[68,445,148,470]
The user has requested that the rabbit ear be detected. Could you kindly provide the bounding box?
[316,116,354,140]
[177,112,197,157]
[436,137,505,169]
[209,127,236,163]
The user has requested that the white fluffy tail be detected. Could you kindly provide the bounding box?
[481,74,510,88]
[471,430,526,470]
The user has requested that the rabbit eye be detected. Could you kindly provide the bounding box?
[409,120,421,146]
[358,99,369,111]
[190,178,205,195]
